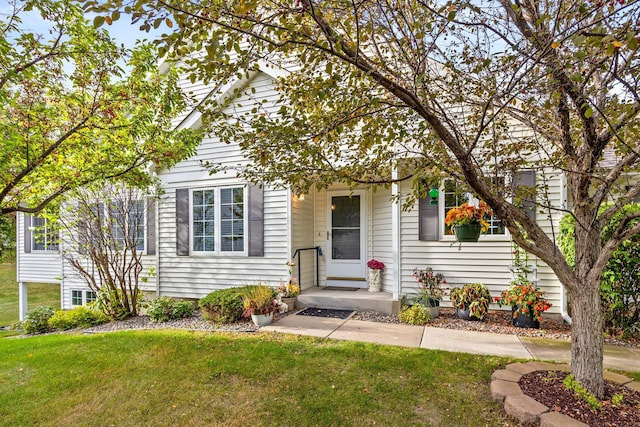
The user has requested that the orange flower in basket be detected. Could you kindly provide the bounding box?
[445,202,493,232]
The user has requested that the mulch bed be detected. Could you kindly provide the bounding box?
[519,370,640,426]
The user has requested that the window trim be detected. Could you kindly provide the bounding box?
[439,178,510,242]
[110,199,147,253]
[71,289,97,306]
[189,185,248,256]
[30,215,59,252]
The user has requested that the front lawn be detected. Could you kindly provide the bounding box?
[0,330,518,426]
[0,263,60,327]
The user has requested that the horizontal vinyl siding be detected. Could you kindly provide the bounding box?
[16,213,62,283]
[162,73,281,183]
[157,184,290,298]
[371,187,393,292]
[399,174,565,315]
[292,192,317,289]
[313,190,328,287]
[60,249,156,310]
[156,72,290,298]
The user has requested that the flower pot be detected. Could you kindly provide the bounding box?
[456,306,481,321]
[368,268,382,292]
[251,312,274,327]
[453,223,482,242]
[512,306,540,329]
[427,298,440,318]
[281,297,297,312]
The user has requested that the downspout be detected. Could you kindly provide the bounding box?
[150,163,160,297]
[559,172,572,325]
[155,195,160,297]
[391,168,401,301]
[287,187,293,281]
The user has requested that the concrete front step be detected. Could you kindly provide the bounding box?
[297,287,400,314]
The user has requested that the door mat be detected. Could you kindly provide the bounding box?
[322,286,360,291]
[296,308,355,319]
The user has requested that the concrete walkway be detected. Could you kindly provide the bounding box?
[262,314,640,373]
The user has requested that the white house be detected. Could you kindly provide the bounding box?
[15,64,569,320]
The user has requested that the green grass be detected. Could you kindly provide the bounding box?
[0,330,518,426]
[0,263,60,327]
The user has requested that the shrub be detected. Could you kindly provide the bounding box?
[22,306,55,334]
[399,304,430,325]
[147,297,195,323]
[199,288,244,323]
[48,307,109,330]
[449,283,492,320]
[559,203,640,339]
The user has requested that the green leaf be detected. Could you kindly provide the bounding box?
[584,107,593,119]
[93,15,105,28]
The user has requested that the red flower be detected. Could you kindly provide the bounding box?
[367,259,385,270]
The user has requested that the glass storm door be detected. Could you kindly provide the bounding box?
[326,191,366,287]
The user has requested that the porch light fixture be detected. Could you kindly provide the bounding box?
[429,188,439,205]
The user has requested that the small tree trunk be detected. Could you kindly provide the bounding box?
[569,280,605,399]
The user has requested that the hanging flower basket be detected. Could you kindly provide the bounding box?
[453,223,482,242]
[445,202,492,242]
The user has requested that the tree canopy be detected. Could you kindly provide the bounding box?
[89,0,639,397]
[0,0,201,215]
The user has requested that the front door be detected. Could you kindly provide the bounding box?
[326,191,366,287]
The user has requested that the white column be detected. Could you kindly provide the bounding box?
[18,282,28,321]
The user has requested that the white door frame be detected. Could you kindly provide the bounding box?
[326,190,367,287]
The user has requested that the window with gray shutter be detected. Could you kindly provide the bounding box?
[248,184,264,256]
[176,188,190,256]
[146,197,156,255]
[23,214,31,253]
[512,170,536,221]
[418,197,439,241]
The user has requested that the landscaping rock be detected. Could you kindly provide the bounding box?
[503,395,548,425]
[491,369,521,382]
[491,379,523,402]
[603,370,632,384]
[539,411,589,427]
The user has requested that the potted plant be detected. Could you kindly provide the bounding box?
[241,284,277,326]
[444,201,492,242]
[495,283,552,328]
[449,283,491,320]
[278,278,300,312]
[367,259,385,292]
[412,267,447,318]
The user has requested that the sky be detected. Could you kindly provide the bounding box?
[0,0,165,49]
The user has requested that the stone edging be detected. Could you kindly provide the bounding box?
[490,361,640,426]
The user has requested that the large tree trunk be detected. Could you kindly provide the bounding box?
[568,277,605,399]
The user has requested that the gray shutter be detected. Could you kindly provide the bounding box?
[513,170,536,221]
[418,197,439,241]
[176,189,190,256]
[146,197,156,256]
[248,184,264,257]
[24,213,32,253]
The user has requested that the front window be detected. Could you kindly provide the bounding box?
[443,179,505,236]
[192,189,216,252]
[111,200,145,251]
[31,215,59,251]
[192,187,245,253]
[220,188,244,252]
[71,289,96,306]
[86,291,97,304]
[71,290,83,306]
